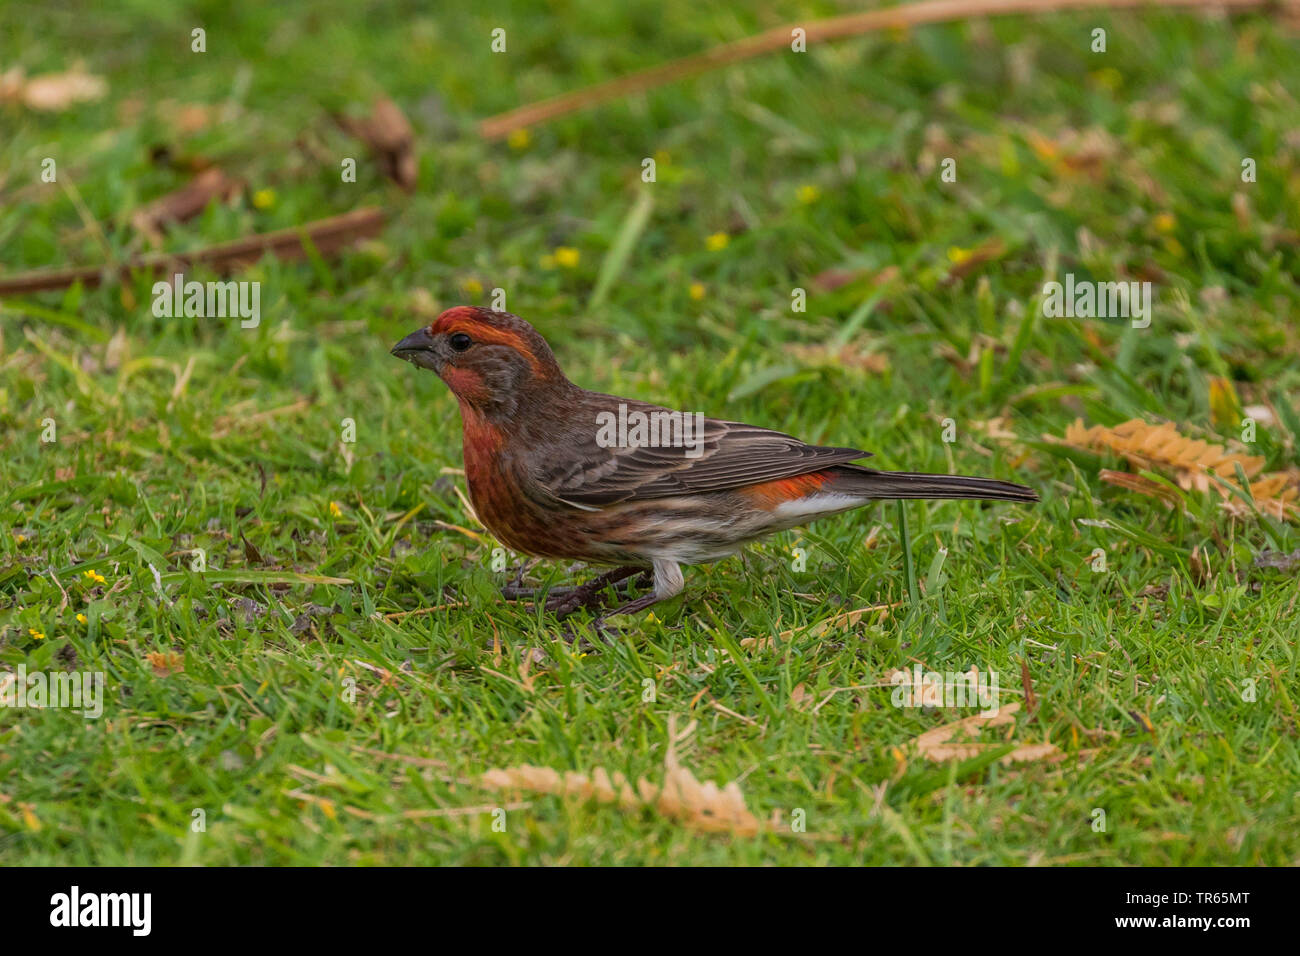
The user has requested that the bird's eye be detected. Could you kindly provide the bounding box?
[448,332,473,352]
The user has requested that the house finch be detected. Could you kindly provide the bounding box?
[393,307,1037,621]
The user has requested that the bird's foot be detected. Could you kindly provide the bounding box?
[546,566,650,619]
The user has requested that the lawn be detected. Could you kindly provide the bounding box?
[1,0,1298,865]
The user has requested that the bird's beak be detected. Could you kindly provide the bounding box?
[391,327,441,371]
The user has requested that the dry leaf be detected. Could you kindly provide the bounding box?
[336,97,417,191]
[970,417,1020,442]
[810,264,899,293]
[1049,418,1265,489]
[481,719,759,836]
[146,651,184,677]
[1054,418,1299,521]
[911,702,1062,764]
[790,682,811,710]
[739,602,897,651]
[787,342,889,374]
[1,66,107,111]
[945,237,1006,282]
[130,168,242,241]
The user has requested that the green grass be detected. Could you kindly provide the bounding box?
[2,0,1299,865]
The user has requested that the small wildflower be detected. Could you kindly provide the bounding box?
[82,569,106,585]
[1089,68,1122,92]
[554,247,580,268]
[77,613,87,625]
[252,188,276,210]
[1153,212,1177,233]
[329,501,343,517]
[947,246,974,265]
[796,184,821,205]
[689,282,706,301]
[646,612,659,623]
[507,128,530,151]
[460,277,484,297]
[13,533,25,544]
[706,232,729,252]
[28,628,45,640]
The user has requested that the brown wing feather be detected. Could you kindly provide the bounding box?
[533,397,871,506]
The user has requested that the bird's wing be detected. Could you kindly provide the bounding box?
[534,402,871,507]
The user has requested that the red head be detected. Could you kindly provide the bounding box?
[391,306,567,419]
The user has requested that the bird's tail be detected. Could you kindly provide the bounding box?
[834,467,1039,502]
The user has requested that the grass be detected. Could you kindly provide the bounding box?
[2,0,1299,865]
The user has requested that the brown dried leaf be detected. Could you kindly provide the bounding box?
[1051,418,1299,521]
[970,417,1020,442]
[911,702,1062,764]
[787,342,889,374]
[809,264,899,294]
[944,237,1006,282]
[3,66,108,111]
[481,720,759,836]
[740,602,897,652]
[1050,418,1260,488]
[336,97,417,191]
[130,168,242,241]
[146,651,184,677]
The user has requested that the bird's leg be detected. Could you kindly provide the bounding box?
[500,559,548,600]
[508,559,539,588]
[545,565,650,619]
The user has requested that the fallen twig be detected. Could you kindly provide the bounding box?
[0,207,386,296]
[480,0,1274,139]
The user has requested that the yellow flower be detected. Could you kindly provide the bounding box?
[1153,212,1176,233]
[507,128,530,151]
[460,277,484,297]
[706,232,729,252]
[646,612,659,623]
[83,569,106,585]
[77,613,87,625]
[1090,68,1122,92]
[554,247,580,268]
[796,184,821,205]
[252,188,276,210]
[947,246,974,265]
[29,629,45,640]
[329,501,343,517]
[13,533,25,544]
[688,282,706,301]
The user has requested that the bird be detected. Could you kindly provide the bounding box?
[392,306,1038,623]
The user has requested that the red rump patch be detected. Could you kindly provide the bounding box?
[741,471,831,509]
